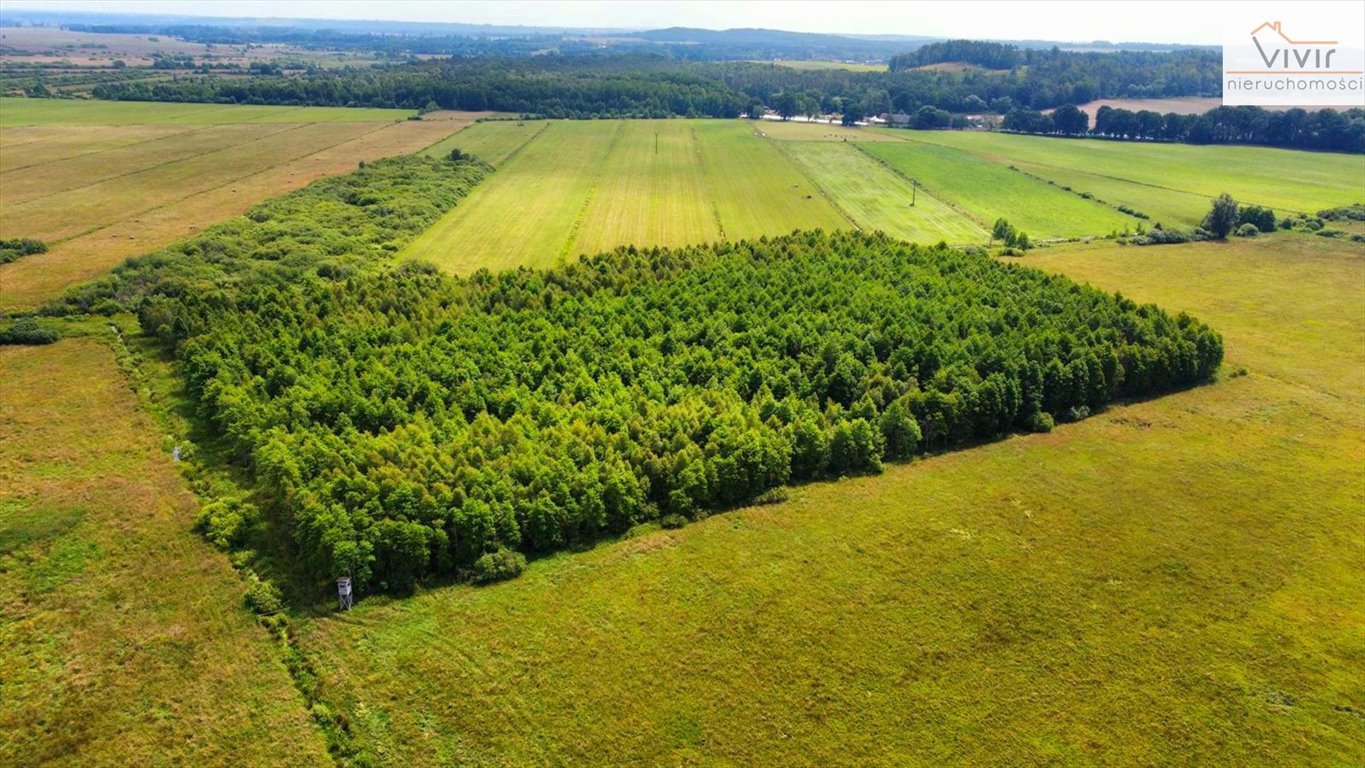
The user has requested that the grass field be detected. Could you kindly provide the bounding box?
[859,140,1137,237]
[403,120,852,272]
[298,233,1365,766]
[0,101,478,310]
[780,140,986,242]
[572,121,722,254]
[0,97,413,125]
[420,119,549,165]
[897,129,1365,215]
[404,118,1365,276]
[0,336,330,767]
[768,59,888,72]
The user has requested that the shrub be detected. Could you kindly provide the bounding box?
[1238,205,1276,232]
[194,497,259,550]
[753,487,789,505]
[659,514,688,530]
[472,547,526,583]
[244,578,284,615]
[0,317,60,345]
[1065,405,1092,422]
[0,238,46,264]
[1236,223,1260,237]
[1026,411,1055,433]
[1315,228,1347,239]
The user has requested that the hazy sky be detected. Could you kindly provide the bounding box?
[1,0,1355,45]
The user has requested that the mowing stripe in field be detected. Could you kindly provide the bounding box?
[562,120,627,260]
[781,141,987,243]
[0,123,300,206]
[401,120,619,273]
[420,120,551,166]
[0,97,414,126]
[894,130,1365,215]
[860,140,1136,238]
[2,122,385,243]
[569,121,722,256]
[1007,160,1214,228]
[693,121,848,241]
[0,124,205,172]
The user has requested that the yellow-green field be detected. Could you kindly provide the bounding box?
[0,101,478,310]
[894,129,1365,215]
[0,337,330,767]
[404,120,852,272]
[778,140,987,242]
[0,96,413,125]
[405,119,1361,276]
[299,233,1365,766]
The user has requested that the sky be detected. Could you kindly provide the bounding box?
[1,0,1358,46]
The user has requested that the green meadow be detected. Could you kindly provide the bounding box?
[406,119,1359,274]
[897,129,1365,215]
[301,234,1365,766]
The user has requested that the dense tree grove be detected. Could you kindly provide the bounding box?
[92,56,746,118]
[83,177,1221,592]
[1002,103,1365,153]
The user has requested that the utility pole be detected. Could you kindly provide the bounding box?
[655,132,659,155]
[911,179,918,206]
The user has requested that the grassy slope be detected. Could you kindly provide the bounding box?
[897,130,1365,215]
[301,234,1364,766]
[779,140,986,243]
[860,140,1136,238]
[0,338,329,767]
[571,121,722,255]
[0,97,413,125]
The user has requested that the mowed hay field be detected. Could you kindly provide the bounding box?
[299,233,1365,766]
[0,100,478,310]
[897,129,1365,216]
[0,337,329,767]
[404,120,849,273]
[407,119,1360,276]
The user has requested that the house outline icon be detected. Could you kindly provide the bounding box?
[1248,21,1337,46]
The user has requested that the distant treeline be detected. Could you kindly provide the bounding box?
[1002,104,1365,153]
[66,146,1222,592]
[93,56,746,118]
[88,46,1224,128]
[81,45,1360,152]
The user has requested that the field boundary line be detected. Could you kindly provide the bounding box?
[560,119,626,263]
[1,124,207,174]
[690,126,727,240]
[36,120,402,249]
[483,120,551,167]
[895,134,1310,215]
[850,141,994,229]
[0,122,235,176]
[6,121,310,209]
[764,134,862,231]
